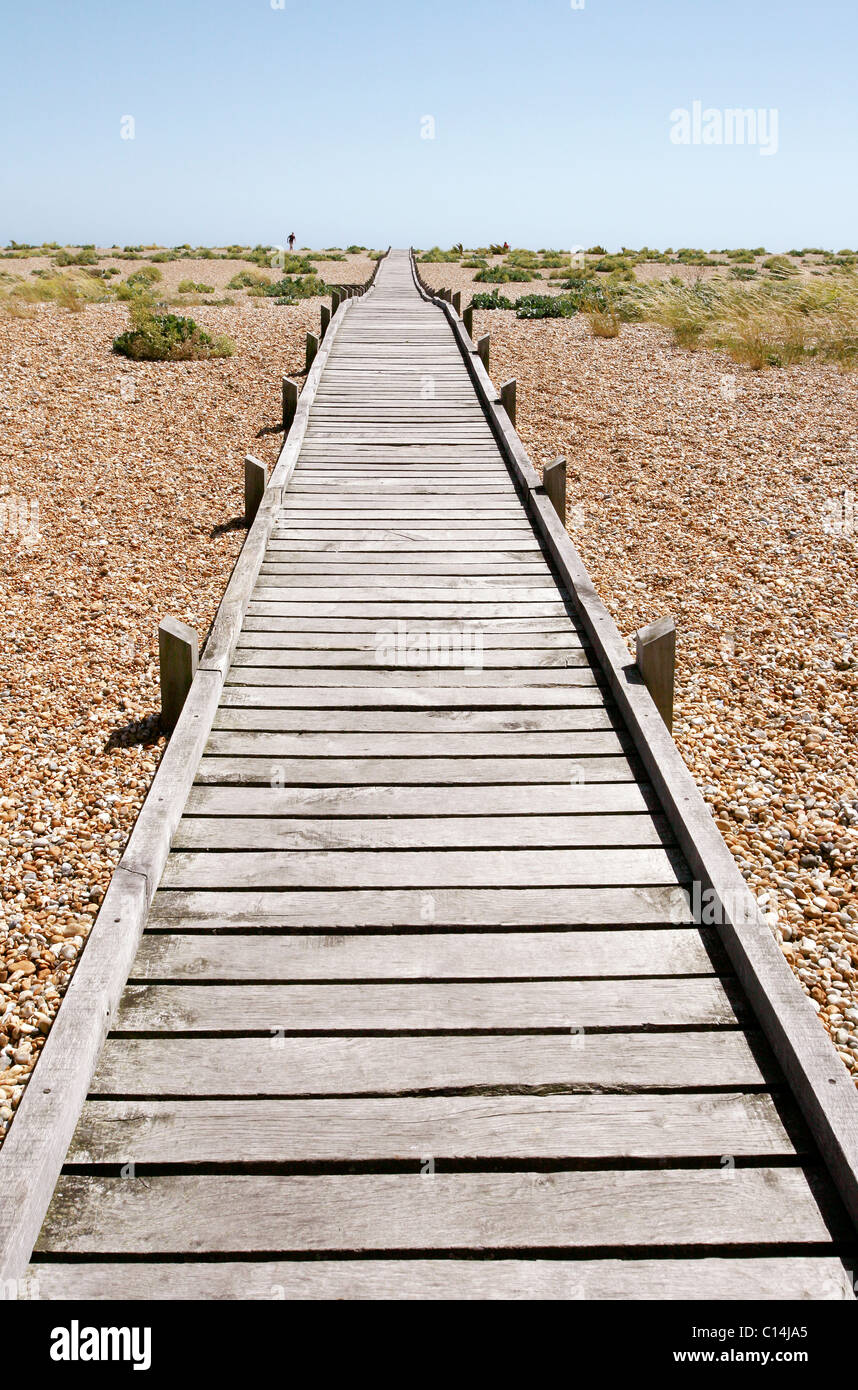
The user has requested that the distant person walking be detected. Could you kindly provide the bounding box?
[287,232,296,251]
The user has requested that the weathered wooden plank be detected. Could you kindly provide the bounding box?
[68,1092,803,1165]
[24,1256,855,1301]
[225,667,597,687]
[146,885,691,929]
[92,1029,773,1097]
[219,684,608,708]
[36,1169,846,1253]
[211,707,613,731]
[242,605,574,622]
[171,812,671,854]
[194,755,634,784]
[230,649,592,670]
[129,927,709,981]
[161,846,686,891]
[237,630,588,650]
[203,730,623,757]
[184,782,656,817]
[113,978,736,1032]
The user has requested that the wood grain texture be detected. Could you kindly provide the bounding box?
[129,927,709,981]
[91,1030,774,1096]
[68,1092,803,1164]
[113,978,740,1031]
[36,1169,847,1254]
[23,1256,855,1301]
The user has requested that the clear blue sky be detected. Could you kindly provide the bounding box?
[2,0,856,250]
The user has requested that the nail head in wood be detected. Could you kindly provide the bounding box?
[636,616,676,733]
[282,377,299,432]
[500,378,517,427]
[543,455,566,523]
[243,454,267,527]
[158,617,198,733]
[476,333,490,373]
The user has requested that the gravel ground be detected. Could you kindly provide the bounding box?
[480,308,858,1078]
[1,250,376,302]
[418,254,837,302]
[2,260,856,1141]
[0,292,335,1136]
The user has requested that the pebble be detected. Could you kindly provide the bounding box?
[476,301,858,1084]
[0,258,372,1138]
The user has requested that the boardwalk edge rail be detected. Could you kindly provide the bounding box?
[0,257,390,1283]
[410,248,858,1237]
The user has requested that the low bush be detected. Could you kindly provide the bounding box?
[419,247,461,263]
[112,300,234,360]
[178,278,215,293]
[262,273,329,300]
[469,290,514,310]
[474,265,533,283]
[227,269,272,290]
[54,247,99,267]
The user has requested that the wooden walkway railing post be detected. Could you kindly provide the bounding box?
[158,617,198,732]
[542,455,566,521]
[243,454,267,526]
[636,617,676,732]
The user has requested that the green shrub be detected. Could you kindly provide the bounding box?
[346,245,366,254]
[54,247,99,267]
[462,257,487,268]
[419,247,460,263]
[227,269,272,290]
[762,255,797,278]
[112,303,234,360]
[730,265,757,280]
[590,254,637,275]
[470,290,514,310]
[474,265,532,283]
[676,248,720,266]
[149,250,179,262]
[262,274,329,300]
[586,245,607,255]
[178,278,215,293]
[115,266,162,299]
[514,295,578,319]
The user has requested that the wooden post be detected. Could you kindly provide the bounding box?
[543,455,566,522]
[476,334,490,373]
[452,290,462,315]
[636,616,676,732]
[500,378,517,427]
[244,454,267,526]
[463,305,474,338]
[331,288,341,314]
[305,331,319,372]
[282,377,299,432]
[158,617,198,733]
[320,303,330,339]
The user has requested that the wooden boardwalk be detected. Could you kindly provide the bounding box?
[9,250,858,1298]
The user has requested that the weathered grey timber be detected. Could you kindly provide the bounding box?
[3,249,857,1302]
